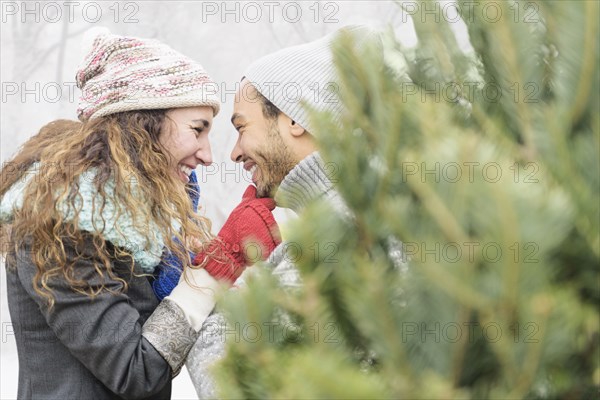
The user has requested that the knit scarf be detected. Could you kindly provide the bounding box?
[0,164,171,272]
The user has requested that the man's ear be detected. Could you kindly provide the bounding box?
[289,119,306,137]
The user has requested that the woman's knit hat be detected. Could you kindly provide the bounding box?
[243,25,379,135]
[76,28,220,121]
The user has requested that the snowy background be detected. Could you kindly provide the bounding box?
[1,1,470,398]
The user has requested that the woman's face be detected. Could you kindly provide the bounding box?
[159,106,214,184]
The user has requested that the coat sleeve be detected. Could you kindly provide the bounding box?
[186,242,298,398]
[13,236,198,399]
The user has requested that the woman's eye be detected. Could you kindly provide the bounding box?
[192,127,204,136]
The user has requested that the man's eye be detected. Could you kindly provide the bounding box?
[192,127,204,136]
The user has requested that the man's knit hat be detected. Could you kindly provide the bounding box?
[76,28,220,121]
[243,25,379,135]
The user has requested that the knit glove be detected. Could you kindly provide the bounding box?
[165,265,221,331]
[152,171,200,300]
[194,185,281,283]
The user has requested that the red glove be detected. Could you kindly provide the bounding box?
[194,185,281,283]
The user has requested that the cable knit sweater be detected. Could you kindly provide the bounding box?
[186,152,348,398]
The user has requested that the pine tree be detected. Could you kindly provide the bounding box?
[213,1,599,398]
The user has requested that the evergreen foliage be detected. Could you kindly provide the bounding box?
[214,1,599,398]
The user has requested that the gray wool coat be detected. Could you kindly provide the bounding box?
[2,166,205,400]
[6,234,173,400]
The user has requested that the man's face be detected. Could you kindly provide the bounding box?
[230,80,296,198]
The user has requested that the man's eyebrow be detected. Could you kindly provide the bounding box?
[231,113,245,126]
[192,119,210,128]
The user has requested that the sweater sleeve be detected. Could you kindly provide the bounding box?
[186,242,297,398]
[186,311,228,399]
[13,235,197,399]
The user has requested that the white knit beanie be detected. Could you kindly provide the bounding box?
[243,25,380,135]
[76,27,220,121]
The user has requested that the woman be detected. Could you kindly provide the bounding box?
[0,29,279,399]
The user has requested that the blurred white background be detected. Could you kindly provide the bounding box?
[1,1,470,398]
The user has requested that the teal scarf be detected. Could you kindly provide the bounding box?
[0,164,173,272]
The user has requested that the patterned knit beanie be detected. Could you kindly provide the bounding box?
[243,25,380,135]
[76,28,220,121]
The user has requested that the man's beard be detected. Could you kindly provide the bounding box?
[253,124,296,198]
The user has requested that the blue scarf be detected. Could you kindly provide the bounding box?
[151,170,199,300]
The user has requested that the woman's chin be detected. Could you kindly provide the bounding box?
[176,169,190,183]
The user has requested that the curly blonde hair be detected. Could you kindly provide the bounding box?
[1,110,212,307]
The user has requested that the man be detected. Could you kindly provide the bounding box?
[186,25,380,397]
